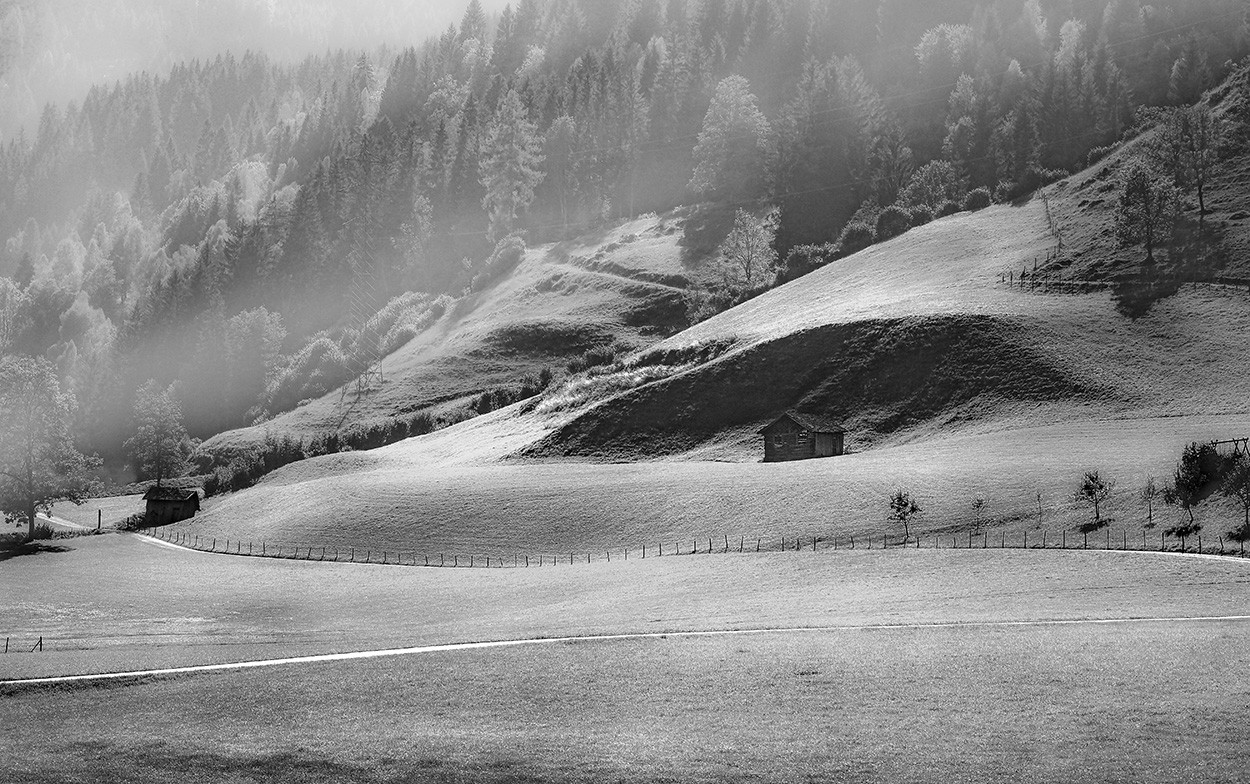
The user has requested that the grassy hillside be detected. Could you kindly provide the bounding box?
[185,72,1250,553]
[184,203,1250,553]
[199,213,692,458]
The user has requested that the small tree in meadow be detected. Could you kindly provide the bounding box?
[971,497,986,530]
[1140,475,1161,529]
[889,489,922,543]
[1163,441,1219,531]
[1221,455,1250,542]
[1074,471,1114,530]
[715,206,780,294]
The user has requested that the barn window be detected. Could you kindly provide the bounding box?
[797,430,808,438]
[773,434,787,446]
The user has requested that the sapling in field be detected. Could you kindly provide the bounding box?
[1163,441,1219,539]
[1074,471,1114,532]
[1221,455,1250,542]
[889,490,922,544]
[1140,475,1161,529]
[971,497,986,530]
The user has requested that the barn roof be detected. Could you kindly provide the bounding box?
[143,486,200,502]
[759,411,846,434]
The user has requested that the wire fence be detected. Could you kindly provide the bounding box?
[6,526,1245,656]
[135,523,1250,570]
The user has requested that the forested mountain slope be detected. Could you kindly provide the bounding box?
[1,0,1247,483]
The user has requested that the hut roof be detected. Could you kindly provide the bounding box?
[143,486,200,502]
[759,411,846,434]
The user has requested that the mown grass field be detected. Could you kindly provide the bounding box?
[4,533,1250,682]
[5,617,1249,782]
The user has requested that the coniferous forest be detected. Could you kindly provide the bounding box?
[1,0,1247,472]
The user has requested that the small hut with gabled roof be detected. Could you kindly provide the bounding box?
[142,486,201,525]
[759,411,846,462]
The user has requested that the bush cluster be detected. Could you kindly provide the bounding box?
[566,345,621,375]
[963,187,993,211]
[468,234,527,292]
[776,243,838,284]
[203,410,439,497]
[471,368,554,415]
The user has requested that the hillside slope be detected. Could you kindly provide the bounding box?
[199,213,692,458]
[187,181,1250,552]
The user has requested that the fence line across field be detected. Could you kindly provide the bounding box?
[136,522,1249,570]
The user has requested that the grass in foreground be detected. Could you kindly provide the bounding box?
[4,621,1249,783]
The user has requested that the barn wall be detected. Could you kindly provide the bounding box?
[763,422,816,462]
[762,421,845,462]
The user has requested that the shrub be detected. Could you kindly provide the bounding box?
[963,187,993,211]
[469,234,527,292]
[936,200,962,218]
[900,160,965,209]
[836,220,876,256]
[567,344,621,375]
[776,243,838,284]
[265,334,351,415]
[875,205,912,240]
[908,205,934,227]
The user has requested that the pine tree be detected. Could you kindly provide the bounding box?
[479,89,545,240]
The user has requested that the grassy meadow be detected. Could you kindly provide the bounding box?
[4,533,1250,682]
[5,618,1249,783]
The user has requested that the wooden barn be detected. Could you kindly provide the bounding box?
[142,486,201,525]
[759,412,846,462]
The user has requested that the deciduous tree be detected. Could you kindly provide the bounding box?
[1220,454,1250,541]
[0,356,100,541]
[1140,475,1161,528]
[125,380,195,488]
[689,75,774,204]
[1163,441,1220,535]
[890,489,922,543]
[714,207,780,294]
[1074,470,1114,529]
[1115,157,1178,264]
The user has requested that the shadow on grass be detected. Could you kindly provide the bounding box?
[0,540,72,563]
[46,741,552,784]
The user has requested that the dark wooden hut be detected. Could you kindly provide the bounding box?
[759,412,846,462]
[142,486,201,525]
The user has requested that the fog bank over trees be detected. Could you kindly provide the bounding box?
[0,0,504,141]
